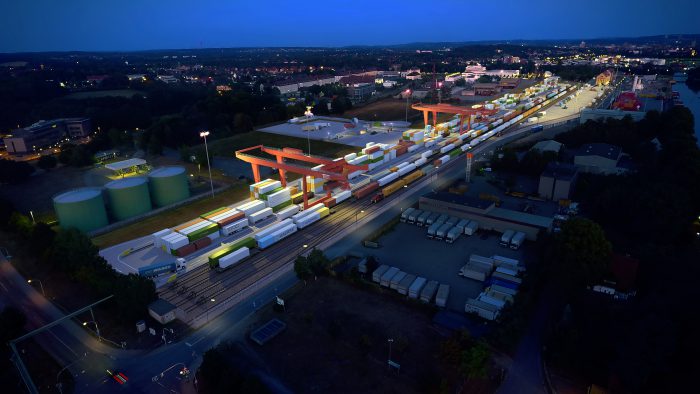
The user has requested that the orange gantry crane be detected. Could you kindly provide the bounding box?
[235,145,368,208]
[411,103,498,133]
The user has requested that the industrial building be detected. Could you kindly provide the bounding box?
[418,192,553,240]
[574,143,628,174]
[530,140,563,154]
[472,83,501,96]
[3,118,91,154]
[538,162,578,201]
[595,70,613,86]
[347,83,376,103]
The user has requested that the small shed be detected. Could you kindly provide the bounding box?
[148,299,177,324]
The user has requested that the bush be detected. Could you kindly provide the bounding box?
[37,155,58,170]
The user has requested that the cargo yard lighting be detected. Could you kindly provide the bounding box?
[27,279,45,296]
[199,131,215,198]
[302,244,308,248]
[404,89,412,122]
[210,298,216,302]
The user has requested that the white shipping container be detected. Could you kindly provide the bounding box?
[237,200,267,217]
[221,218,249,236]
[414,157,427,166]
[421,150,434,158]
[389,271,407,290]
[257,180,282,195]
[219,247,250,269]
[334,190,352,203]
[207,231,220,241]
[255,219,294,241]
[440,144,455,154]
[407,145,419,153]
[274,205,300,221]
[377,172,399,187]
[465,299,500,320]
[248,207,273,224]
[478,293,506,309]
[152,229,172,248]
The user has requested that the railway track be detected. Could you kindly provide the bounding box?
[157,88,577,320]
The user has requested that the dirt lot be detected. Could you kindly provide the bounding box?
[344,98,421,122]
[245,277,480,394]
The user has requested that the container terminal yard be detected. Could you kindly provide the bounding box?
[99,79,585,326]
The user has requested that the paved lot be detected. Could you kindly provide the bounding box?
[259,117,408,147]
[348,220,525,312]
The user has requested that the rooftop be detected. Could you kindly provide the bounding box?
[423,192,495,211]
[541,162,578,181]
[148,299,176,316]
[105,158,147,171]
[531,140,563,153]
[575,143,622,160]
[488,207,554,229]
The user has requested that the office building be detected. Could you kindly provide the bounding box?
[3,118,91,155]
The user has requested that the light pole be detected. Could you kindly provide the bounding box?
[404,89,411,122]
[27,279,45,297]
[82,321,101,340]
[199,131,215,198]
[355,210,365,226]
[437,82,443,104]
[387,338,394,363]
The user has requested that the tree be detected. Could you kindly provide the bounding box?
[460,341,491,379]
[0,307,26,345]
[0,159,35,184]
[37,155,58,170]
[294,255,312,280]
[551,218,611,291]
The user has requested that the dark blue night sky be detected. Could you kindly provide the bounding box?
[1,0,698,52]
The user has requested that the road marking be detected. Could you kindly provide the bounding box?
[186,336,205,347]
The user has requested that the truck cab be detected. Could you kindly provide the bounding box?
[371,193,384,203]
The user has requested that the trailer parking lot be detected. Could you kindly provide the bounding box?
[348,220,528,312]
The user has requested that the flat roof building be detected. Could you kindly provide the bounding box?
[3,118,91,155]
[574,143,628,175]
[538,162,578,201]
[418,192,553,240]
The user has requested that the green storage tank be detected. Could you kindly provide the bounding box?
[148,166,190,207]
[105,177,152,221]
[53,187,108,233]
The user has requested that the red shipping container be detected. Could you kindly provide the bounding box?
[365,146,381,154]
[352,182,379,199]
[395,146,408,156]
[217,211,245,227]
[175,243,197,257]
[194,237,212,250]
[324,198,337,208]
[434,159,443,167]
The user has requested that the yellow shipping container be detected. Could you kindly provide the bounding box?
[389,167,399,173]
[318,207,330,218]
[403,170,424,185]
[382,180,406,197]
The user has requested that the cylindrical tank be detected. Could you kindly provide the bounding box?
[53,187,108,233]
[105,177,152,221]
[148,166,190,207]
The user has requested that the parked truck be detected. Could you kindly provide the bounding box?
[427,221,444,239]
[446,227,462,244]
[435,284,450,307]
[397,274,417,295]
[465,298,500,321]
[416,211,433,227]
[389,271,407,290]
[420,280,439,303]
[509,232,526,250]
[380,267,400,287]
[400,207,415,223]
[435,223,453,240]
[407,209,423,224]
[500,230,515,247]
[424,212,441,226]
[464,220,479,236]
[372,264,390,283]
[409,277,427,299]
[138,261,177,278]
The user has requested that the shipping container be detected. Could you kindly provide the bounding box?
[492,255,522,270]
[495,266,519,277]
[487,284,518,297]
[194,237,212,250]
[221,218,249,236]
[435,284,450,307]
[459,263,491,282]
[491,271,523,285]
[152,229,172,248]
[372,264,390,283]
[274,205,300,221]
[174,242,197,257]
[255,219,295,242]
[420,280,439,303]
[218,247,250,271]
[249,207,274,224]
[380,267,400,287]
[446,227,461,243]
[237,200,267,217]
[469,255,495,269]
[257,223,297,249]
[478,293,507,309]
[138,262,176,278]
[353,182,379,200]
[208,237,256,268]
[408,277,427,299]
[484,289,514,304]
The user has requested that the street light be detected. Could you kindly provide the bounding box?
[404,89,411,122]
[82,320,101,340]
[199,131,215,199]
[387,338,394,363]
[27,279,45,297]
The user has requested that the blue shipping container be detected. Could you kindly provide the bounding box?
[488,278,520,290]
[531,125,544,133]
[138,262,176,277]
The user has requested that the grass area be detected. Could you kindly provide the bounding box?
[92,183,251,248]
[65,89,145,99]
[206,130,357,159]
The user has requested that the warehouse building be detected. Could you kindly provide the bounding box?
[418,192,553,240]
[574,143,629,175]
[3,118,91,154]
[538,162,577,201]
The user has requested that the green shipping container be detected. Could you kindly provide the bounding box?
[368,156,383,164]
[208,237,256,268]
[187,223,219,242]
[200,206,229,218]
[271,199,292,212]
[449,149,461,158]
